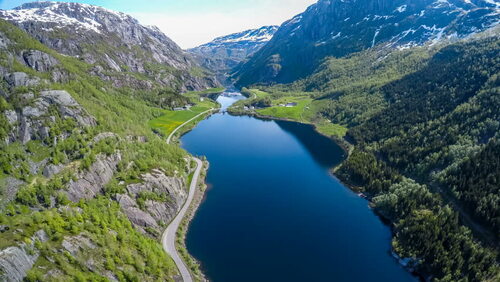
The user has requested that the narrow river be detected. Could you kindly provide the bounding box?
[180,92,416,282]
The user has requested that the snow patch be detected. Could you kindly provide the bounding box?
[395,5,407,13]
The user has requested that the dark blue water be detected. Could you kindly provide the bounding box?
[181,94,416,282]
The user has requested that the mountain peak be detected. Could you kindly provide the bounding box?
[199,25,279,48]
[0,1,219,91]
[4,1,132,34]
[234,0,500,86]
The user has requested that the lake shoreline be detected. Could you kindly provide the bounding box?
[175,160,211,282]
[179,92,417,281]
[226,109,425,281]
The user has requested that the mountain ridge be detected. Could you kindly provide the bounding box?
[189,25,278,84]
[233,0,500,86]
[0,1,219,91]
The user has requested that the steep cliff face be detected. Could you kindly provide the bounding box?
[234,0,500,86]
[0,2,219,91]
[189,26,278,83]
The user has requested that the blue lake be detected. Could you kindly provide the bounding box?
[180,93,416,282]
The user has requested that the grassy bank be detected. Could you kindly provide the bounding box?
[149,99,218,137]
[229,88,348,139]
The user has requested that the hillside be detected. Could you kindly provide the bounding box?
[233,0,500,86]
[0,1,219,91]
[235,32,500,281]
[0,4,215,279]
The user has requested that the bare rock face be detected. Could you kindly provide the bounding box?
[117,170,187,234]
[0,230,48,282]
[20,50,59,72]
[6,89,96,144]
[40,90,97,127]
[117,194,160,231]
[0,177,25,206]
[42,163,65,178]
[61,234,96,256]
[3,72,41,88]
[66,153,121,202]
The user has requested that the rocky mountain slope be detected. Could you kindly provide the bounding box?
[189,25,278,83]
[0,4,206,279]
[234,0,500,86]
[0,1,219,91]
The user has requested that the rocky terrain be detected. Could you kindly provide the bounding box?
[189,25,278,84]
[1,1,219,91]
[0,3,205,280]
[234,0,500,86]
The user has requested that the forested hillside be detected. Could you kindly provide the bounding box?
[240,33,500,281]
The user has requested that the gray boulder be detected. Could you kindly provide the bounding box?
[4,72,40,88]
[42,163,65,178]
[21,50,59,72]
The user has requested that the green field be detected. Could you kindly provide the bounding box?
[149,104,213,136]
[315,120,348,138]
[257,97,312,122]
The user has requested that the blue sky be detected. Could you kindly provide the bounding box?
[0,0,317,48]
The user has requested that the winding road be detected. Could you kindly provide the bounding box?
[167,109,215,144]
[162,108,214,282]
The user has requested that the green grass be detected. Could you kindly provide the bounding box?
[249,89,269,99]
[149,104,213,137]
[315,120,348,138]
[257,97,312,122]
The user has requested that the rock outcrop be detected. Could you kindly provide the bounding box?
[117,169,187,234]
[3,72,41,89]
[61,234,96,256]
[4,88,96,144]
[66,153,122,202]
[20,50,59,72]
[0,230,48,282]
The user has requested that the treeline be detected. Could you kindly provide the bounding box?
[338,149,499,281]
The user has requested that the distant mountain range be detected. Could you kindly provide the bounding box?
[0,1,218,91]
[233,0,500,86]
[189,26,278,84]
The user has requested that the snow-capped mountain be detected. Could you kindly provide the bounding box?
[0,1,218,91]
[234,0,500,86]
[189,26,278,84]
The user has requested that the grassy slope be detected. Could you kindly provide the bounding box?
[149,96,218,137]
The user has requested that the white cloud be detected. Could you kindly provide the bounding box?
[132,0,317,49]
